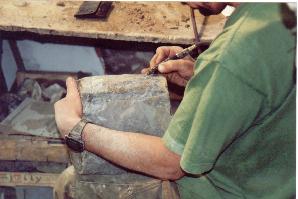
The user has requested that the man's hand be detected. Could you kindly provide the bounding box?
[142,46,195,87]
[54,77,82,138]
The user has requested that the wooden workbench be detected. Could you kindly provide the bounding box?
[0,1,226,45]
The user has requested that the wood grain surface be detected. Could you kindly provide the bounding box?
[0,1,227,44]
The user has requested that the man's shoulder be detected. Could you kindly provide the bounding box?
[199,4,274,62]
[196,3,295,103]
[209,3,286,59]
[219,3,294,81]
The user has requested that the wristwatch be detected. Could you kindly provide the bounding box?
[65,118,89,153]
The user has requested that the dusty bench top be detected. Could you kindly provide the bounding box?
[0,1,227,44]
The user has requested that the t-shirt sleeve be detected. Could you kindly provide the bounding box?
[162,59,265,175]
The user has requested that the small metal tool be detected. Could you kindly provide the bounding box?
[74,1,113,19]
[146,43,199,75]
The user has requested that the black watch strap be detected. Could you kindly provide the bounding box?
[65,118,89,152]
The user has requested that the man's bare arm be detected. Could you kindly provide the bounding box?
[82,123,185,180]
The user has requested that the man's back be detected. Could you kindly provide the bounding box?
[162,3,295,198]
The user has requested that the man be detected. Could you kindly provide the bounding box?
[54,2,295,198]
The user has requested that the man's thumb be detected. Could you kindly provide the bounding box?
[158,64,167,73]
[66,77,79,97]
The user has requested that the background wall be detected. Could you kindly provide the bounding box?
[1,40,105,91]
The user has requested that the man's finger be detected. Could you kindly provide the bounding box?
[156,46,185,63]
[141,68,149,74]
[66,77,80,98]
[149,54,158,67]
[158,60,194,79]
[155,47,169,64]
[150,46,185,67]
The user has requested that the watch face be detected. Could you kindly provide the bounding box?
[65,135,84,153]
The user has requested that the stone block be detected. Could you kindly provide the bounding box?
[69,74,171,175]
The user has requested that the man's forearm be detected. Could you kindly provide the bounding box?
[82,123,185,180]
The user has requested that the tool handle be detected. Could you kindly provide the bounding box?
[146,52,187,75]
[146,44,198,75]
[145,56,180,75]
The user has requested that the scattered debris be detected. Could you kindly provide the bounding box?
[114,2,195,33]
[12,0,28,7]
[181,14,190,22]
[43,83,66,103]
[17,78,66,103]
[124,4,158,32]
[0,78,67,122]
[18,79,43,101]
[56,1,65,7]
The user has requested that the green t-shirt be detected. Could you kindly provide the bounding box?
[162,3,295,199]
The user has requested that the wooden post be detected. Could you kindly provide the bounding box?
[0,33,7,94]
[8,40,26,72]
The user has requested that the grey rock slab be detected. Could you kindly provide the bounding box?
[69,74,171,175]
